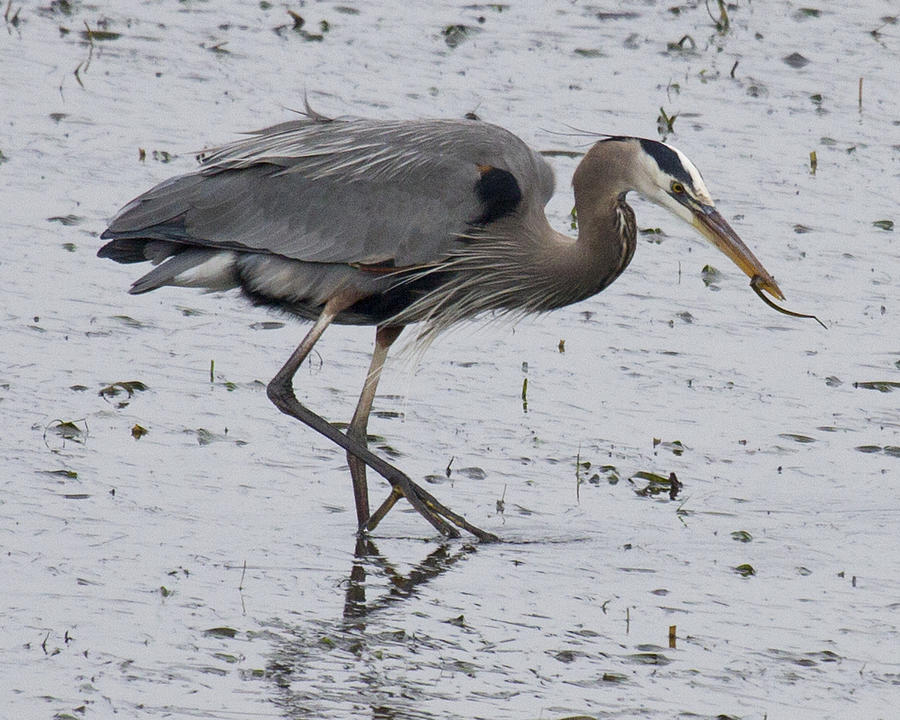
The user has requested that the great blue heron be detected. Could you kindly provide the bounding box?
[98,109,783,543]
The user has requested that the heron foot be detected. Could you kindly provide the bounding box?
[362,476,499,543]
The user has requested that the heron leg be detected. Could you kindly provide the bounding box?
[266,299,498,542]
[345,324,403,528]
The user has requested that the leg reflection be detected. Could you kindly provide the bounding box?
[342,538,479,619]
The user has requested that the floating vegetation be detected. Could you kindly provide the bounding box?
[576,459,622,491]
[38,469,79,480]
[652,438,686,456]
[598,465,619,484]
[744,78,769,98]
[595,10,639,20]
[99,380,148,404]
[457,466,486,480]
[575,453,589,499]
[44,418,88,446]
[640,227,666,244]
[193,428,216,446]
[82,29,120,41]
[631,470,681,499]
[131,424,148,439]
[872,219,894,231]
[553,649,579,663]
[707,0,730,33]
[281,11,329,40]
[47,214,82,226]
[80,24,120,42]
[73,21,96,87]
[783,52,810,68]
[626,651,671,666]
[205,41,230,55]
[601,672,628,683]
[731,530,753,543]
[495,484,506,514]
[186,427,246,447]
[734,563,756,577]
[149,149,174,163]
[442,24,477,48]
[204,626,238,638]
[212,652,240,664]
[701,264,723,288]
[111,314,146,328]
[853,380,900,392]
[666,35,696,53]
[656,107,677,138]
[778,433,816,444]
[855,445,900,457]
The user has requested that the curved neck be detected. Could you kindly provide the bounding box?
[530,143,637,310]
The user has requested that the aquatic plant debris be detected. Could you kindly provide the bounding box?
[750,275,826,328]
[99,380,147,400]
[783,52,810,68]
[44,419,88,445]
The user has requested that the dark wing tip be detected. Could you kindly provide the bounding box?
[97,237,150,263]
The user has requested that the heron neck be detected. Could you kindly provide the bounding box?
[532,185,634,310]
[548,143,638,307]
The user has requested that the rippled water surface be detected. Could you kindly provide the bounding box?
[2,1,898,718]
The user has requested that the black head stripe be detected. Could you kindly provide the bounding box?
[638,138,694,188]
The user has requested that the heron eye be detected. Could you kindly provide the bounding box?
[671,181,685,195]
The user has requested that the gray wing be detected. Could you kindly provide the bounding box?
[101,115,556,268]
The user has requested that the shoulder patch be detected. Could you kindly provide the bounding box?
[473,164,522,225]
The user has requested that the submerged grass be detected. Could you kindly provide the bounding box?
[44,418,88,445]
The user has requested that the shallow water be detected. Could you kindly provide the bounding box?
[1,1,898,718]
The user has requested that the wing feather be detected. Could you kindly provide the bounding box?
[102,116,555,268]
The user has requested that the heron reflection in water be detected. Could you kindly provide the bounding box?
[99,106,786,543]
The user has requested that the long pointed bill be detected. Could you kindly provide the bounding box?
[691,204,784,300]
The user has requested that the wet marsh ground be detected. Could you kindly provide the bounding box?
[1,1,899,718]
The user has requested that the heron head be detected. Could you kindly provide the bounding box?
[629,138,784,300]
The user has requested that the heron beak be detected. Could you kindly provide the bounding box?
[692,204,784,300]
